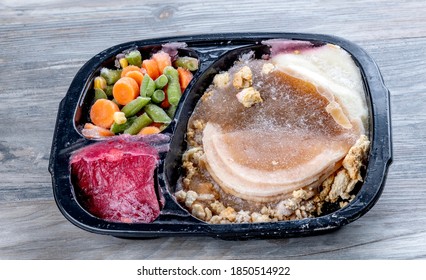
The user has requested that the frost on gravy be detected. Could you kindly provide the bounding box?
[175,40,370,224]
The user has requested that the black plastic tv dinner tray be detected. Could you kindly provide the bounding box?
[49,33,392,239]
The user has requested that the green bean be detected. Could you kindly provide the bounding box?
[140,74,156,97]
[159,123,169,132]
[167,105,177,118]
[144,104,172,124]
[121,97,151,117]
[174,56,199,71]
[151,90,165,103]
[125,50,142,67]
[110,116,137,134]
[154,74,168,89]
[94,88,107,100]
[104,85,114,97]
[163,66,181,106]
[147,79,156,97]
[123,113,152,135]
[100,68,122,85]
[111,98,120,106]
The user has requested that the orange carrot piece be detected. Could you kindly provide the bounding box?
[152,51,172,73]
[121,65,142,78]
[160,86,170,108]
[150,122,163,128]
[125,70,144,86]
[82,123,114,138]
[138,126,161,135]
[142,59,161,80]
[89,99,120,129]
[177,67,193,92]
[113,77,139,105]
[160,98,170,109]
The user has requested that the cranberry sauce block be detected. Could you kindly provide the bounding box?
[70,135,168,223]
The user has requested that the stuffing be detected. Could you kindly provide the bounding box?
[236,87,263,108]
[185,190,198,208]
[191,203,206,220]
[213,72,230,88]
[233,66,252,89]
[343,135,370,180]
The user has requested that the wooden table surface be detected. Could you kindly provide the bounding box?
[1,0,425,260]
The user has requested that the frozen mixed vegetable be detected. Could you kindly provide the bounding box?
[82,48,198,139]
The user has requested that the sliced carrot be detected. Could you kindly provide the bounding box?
[121,65,142,78]
[177,67,193,92]
[82,123,114,138]
[89,99,120,129]
[152,51,172,73]
[113,77,139,105]
[160,86,170,108]
[161,98,170,109]
[150,122,163,128]
[125,70,144,86]
[142,59,161,80]
[138,126,161,135]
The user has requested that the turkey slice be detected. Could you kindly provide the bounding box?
[202,122,351,202]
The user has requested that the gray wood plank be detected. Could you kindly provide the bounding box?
[0,199,425,259]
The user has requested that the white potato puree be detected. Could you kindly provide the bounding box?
[272,44,368,133]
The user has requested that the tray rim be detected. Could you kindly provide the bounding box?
[48,32,392,238]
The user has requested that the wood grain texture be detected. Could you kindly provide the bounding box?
[1,0,425,259]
